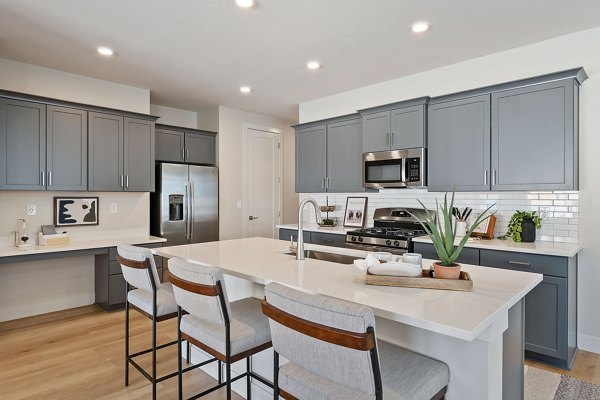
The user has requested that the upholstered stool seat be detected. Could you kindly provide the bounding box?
[262,282,449,400]
[127,282,178,317]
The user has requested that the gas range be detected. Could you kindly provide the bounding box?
[345,207,434,254]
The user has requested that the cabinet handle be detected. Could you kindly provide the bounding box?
[484,170,488,185]
[181,148,185,160]
[41,171,45,186]
[321,177,325,189]
[120,175,124,188]
[126,175,129,188]
[508,260,531,266]
[48,171,52,186]
[391,132,394,147]
[493,170,497,185]
[326,177,331,188]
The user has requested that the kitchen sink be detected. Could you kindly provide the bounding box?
[285,249,361,264]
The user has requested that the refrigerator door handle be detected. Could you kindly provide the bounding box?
[185,183,190,240]
[190,181,194,241]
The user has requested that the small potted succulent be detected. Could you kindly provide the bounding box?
[499,210,542,243]
[411,192,494,280]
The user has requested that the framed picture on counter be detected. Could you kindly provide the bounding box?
[54,197,99,227]
[343,197,368,227]
[470,213,496,239]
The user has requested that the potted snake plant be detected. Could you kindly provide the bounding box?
[411,192,495,280]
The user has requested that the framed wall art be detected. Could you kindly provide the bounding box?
[343,197,368,227]
[54,197,99,227]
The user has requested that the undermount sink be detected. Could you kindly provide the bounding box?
[286,249,361,264]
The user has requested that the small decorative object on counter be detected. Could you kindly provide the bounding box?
[498,210,542,243]
[318,196,337,227]
[14,218,32,248]
[343,196,368,227]
[411,192,495,280]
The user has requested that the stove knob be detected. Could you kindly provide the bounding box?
[351,236,357,242]
[393,241,400,247]
[385,240,392,246]
[358,237,364,242]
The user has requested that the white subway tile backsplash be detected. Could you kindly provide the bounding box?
[300,189,579,243]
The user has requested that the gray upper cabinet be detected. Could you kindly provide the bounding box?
[0,99,46,190]
[124,118,155,192]
[155,128,184,163]
[491,80,576,190]
[155,124,217,166]
[88,112,124,191]
[295,124,327,193]
[327,117,364,192]
[428,95,491,192]
[360,98,429,153]
[46,106,87,191]
[185,132,216,165]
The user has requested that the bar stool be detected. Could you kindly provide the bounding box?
[261,282,450,400]
[167,257,273,400]
[117,244,198,400]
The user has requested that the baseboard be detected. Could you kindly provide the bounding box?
[578,333,600,354]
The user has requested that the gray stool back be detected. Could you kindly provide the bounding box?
[117,244,161,291]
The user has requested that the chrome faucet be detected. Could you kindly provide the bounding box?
[297,198,322,260]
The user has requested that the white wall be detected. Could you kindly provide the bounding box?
[150,104,197,129]
[0,58,152,320]
[197,106,220,132]
[0,57,150,113]
[299,27,600,353]
[218,106,297,240]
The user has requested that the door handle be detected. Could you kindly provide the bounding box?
[48,171,52,186]
[249,216,258,220]
[185,183,190,239]
[41,171,45,186]
[190,181,194,240]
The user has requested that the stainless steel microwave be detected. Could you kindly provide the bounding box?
[363,148,426,189]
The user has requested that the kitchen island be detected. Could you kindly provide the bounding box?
[155,237,542,400]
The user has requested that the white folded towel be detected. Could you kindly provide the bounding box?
[353,253,382,271]
[368,262,423,277]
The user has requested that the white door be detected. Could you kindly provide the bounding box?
[246,128,281,238]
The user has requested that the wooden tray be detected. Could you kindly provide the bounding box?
[365,270,473,291]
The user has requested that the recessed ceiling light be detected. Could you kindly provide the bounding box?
[306,61,321,70]
[97,46,114,56]
[236,0,254,8]
[411,22,429,33]
[240,86,252,93]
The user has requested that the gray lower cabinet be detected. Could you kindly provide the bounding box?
[427,95,491,192]
[359,98,428,153]
[155,124,217,166]
[95,242,164,311]
[278,228,346,249]
[295,114,364,193]
[295,124,327,193]
[0,98,46,190]
[413,242,577,369]
[46,106,87,190]
[155,128,185,163]
[491,80,577,190]
[89,113,155,192]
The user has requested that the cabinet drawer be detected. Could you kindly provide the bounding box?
[480,249,567,277]
[278,228,310,243]
[413,242,480,265]
[310,232,346,248]
[109,260,122,275]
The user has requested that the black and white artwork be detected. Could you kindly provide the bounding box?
[54,197,99,226]
[343,197,368,227]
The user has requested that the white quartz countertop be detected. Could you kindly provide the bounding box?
[156,237,542,342]
[412,236,581,258]
[0,235,166,258]
[277,223,351,235]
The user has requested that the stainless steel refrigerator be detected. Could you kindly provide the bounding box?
[150,163,219,245]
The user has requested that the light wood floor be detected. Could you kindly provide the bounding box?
[1,306,600,400]
[0,306,243,400]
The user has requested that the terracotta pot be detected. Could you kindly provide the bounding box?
[433,262,461,280]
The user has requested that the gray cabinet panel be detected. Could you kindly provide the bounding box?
[479,249,567,278]
[278,228,310,243]
[124,118,155,192]
[295,125,326,193]
[412,242,480,265]
[109,260,122,275]
[155,128,184,163]
[46,106,87,191]
[428,95,491,192]
[362,111,390,153]
[185,132,216,165]
[492,80,575,190]
[0,99,46,190]
[327,118,364,193]
[109,274,127,305]
[88,112,124,191]
[310,232,346,248]
[391,105,425,149]
[524,275,567,359]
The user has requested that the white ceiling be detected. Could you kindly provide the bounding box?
[0,0,599,122]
